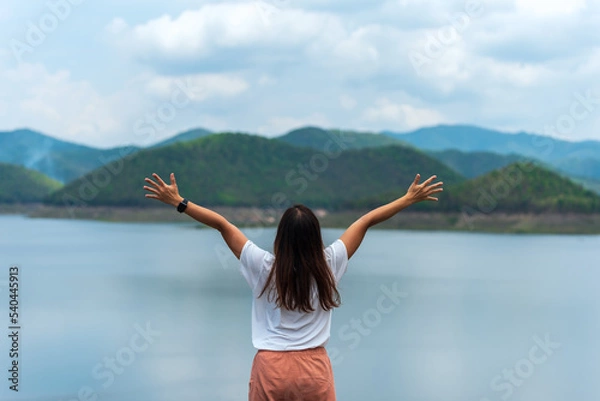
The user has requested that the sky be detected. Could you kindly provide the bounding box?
[0,0,599,148]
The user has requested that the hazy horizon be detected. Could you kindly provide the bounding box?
[2,122,598,150]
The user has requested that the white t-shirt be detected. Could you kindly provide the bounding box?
[239,239,349,351]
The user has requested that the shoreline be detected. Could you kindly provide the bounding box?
[1,204,600,234]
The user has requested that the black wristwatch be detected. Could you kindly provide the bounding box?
[177,198,188,213]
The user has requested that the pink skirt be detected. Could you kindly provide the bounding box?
[249,347,336,401]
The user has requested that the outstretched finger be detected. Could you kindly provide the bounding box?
[422,175,438,186]
[145,177,160,189]
[170,172,177,186]
[426,196,439,201]
[143,185,158,194]
[152,173,167,186]
[413,173,421,186]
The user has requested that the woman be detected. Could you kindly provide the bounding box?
[143,172,443,400]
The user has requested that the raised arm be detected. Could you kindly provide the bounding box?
[143,173,248,259]
[339,174,443,259]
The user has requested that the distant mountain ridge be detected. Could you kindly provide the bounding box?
[3,124,600,192]
[383,124,600,180]
[383,124,600,160]
[3,126,600,212]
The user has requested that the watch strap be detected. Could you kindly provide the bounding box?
[177,198,188,213]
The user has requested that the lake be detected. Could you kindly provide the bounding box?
[0,214,598,401]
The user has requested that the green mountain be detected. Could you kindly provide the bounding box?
[0,129,140,184]
[0,163,63,203]
[150,128,213,148]
[277,126,404,150]
[439,162,600,213]
[383,124,600,180]
[429,149,531,178]
[45,133,464,209]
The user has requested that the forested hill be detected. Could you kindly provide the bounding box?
[438,162,600,213]
[6,124,600,186]
[0,163,62,203]
[277,126,404,150]
[45,133,464,209]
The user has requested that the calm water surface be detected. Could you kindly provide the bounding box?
[0,215,598,401]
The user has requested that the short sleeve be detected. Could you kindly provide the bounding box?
[239,240,272,290]
[324,239,349,283]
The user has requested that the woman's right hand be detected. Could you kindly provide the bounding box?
[405,174,444,204]
[144,172,184,207]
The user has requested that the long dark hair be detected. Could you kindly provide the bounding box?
[259,204,341,313]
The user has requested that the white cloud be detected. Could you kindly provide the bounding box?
[363,99,446,129]
[109,3,346,67]
[0,4,11,21]
[339,94,357,110]
[481,59,550,87]
[143,73,249,101]
[515,0,586,16]
[258,74,277,86]
[0,62,249,147]
[2,0,600,146]
[0,63,126,145]
[575,48,600,76]
[106,2,423,80]
[105,17,128,35]
[331,26,380,64]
